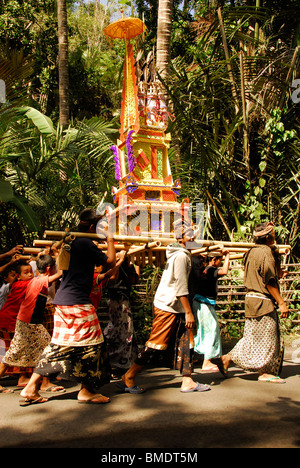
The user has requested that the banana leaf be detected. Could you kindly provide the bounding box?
[16,107,55,135]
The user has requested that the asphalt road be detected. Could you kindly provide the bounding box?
[0,338,299,450]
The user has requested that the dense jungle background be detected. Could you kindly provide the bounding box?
[0,0,299,259]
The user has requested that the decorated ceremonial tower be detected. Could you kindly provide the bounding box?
[104,14,184,239]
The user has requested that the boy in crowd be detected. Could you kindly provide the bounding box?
[0,260,34,392]
[0,254,64,399]
[0,264,17,310]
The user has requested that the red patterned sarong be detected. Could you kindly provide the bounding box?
[51,304,104,347]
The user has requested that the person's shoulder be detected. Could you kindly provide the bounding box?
[13,278,32,287]
[32,275,49,286]
[73,237,98,251]
[9,279,32,294]
[205,265,218,277]
[0,282,10,293]
[252,244,273,259]
[174,249,190,261]
[74,236,93,245]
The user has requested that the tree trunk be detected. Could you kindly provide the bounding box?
[57,0,69,127]
[156,0,173,80]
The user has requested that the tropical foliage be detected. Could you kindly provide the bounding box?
[0,0,299,260]
[162,1,300,255]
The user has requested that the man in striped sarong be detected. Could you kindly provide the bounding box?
[221,222,290,383]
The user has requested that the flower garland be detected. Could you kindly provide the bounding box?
[126,130,136,173]
[111,145,121,181]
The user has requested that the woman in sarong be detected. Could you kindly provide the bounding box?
[104,250,139,377]
[221,222,290,383]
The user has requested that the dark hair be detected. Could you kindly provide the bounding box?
[207,253,223,262]
[36,254,55,273]
[253,222,273,244]
[15,260,30,275]
[173,217,194,239]
[1,264,17,279]
[78,208,103,232]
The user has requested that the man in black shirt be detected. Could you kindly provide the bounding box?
[20,208,116,406]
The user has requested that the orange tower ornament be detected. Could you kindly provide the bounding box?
[104,13,184,239]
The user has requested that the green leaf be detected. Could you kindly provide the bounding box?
[259,161,267,172]
[254,186,260,196]
[11,195,40,232]
[0,179,14,202]
[17,107,55,135]
[259,178,266,188]
[276,122,284,132]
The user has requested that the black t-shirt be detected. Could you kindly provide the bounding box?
[107,258,138,300]
[53,237,108,306]
[199,266,219,300]
[190,264,219,300]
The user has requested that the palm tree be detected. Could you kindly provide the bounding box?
[156,0,173,79]
[57,0,70,127]
[0,100,118,238]
[165,2,300,249]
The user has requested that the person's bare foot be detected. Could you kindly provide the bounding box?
[0,385,14,394]
[39,383,65,393]
[258,374,286,384]
[221,354,231,371]
[20,387,47,402]
[121,373,135,389]
[17,374,31,387]
[77,388,110,404]
[180,375,210,392]
[202,359,219,371]
[121,363,143,389]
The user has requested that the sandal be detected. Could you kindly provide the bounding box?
[181,382,211,393]
[116,381,145,394]
[200,366,219,373]
[258,376,286,384]
[40,385,66,393]
[19,396,48,407]
[212,358,228,378]
[0,387,14,394]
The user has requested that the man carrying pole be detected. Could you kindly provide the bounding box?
[221,222,290,383]
[116,217,210,394]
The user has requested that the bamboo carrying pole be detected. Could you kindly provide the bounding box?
[43,230,175,244]
[22,247,43,255]
[43,230,291,251]
[127,241,161,256]
[34,239,129,251]
[33,240,54,247]
[191,244,224,256]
